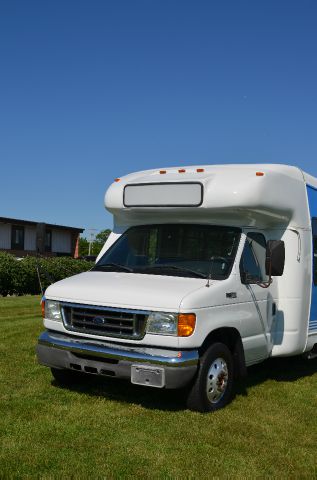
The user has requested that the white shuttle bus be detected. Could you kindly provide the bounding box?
[37,164,317,412]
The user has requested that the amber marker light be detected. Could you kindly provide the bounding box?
[196,168,205,173]
[41,297,45,318]
[256,172,264,177]
[114,178,121,182]
[178,313,196,337]
[159,170,167,174]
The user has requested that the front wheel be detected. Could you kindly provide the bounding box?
[186,342,234,412]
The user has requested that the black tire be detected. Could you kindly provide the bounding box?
[51,367,84,386]
[186,342,234,412]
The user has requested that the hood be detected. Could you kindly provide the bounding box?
[45,271,207,311]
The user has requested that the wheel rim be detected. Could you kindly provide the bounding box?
[206,357,229,404]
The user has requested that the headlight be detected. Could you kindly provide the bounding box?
[146,312,178,336]
[146,312,196,337]
[45,300,62,322]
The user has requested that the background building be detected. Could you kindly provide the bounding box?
[0,217,84,257]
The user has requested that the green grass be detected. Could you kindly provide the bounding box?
[0,296,316,478]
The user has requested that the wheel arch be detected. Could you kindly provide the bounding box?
[199,327,247,379]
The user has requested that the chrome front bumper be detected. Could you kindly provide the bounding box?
[36,330,199,389]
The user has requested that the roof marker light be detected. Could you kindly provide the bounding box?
[196,168,205,173]
[178,169,186,173]
[159,170,166,174]
[256,172,265,177]
[114,178,121,182]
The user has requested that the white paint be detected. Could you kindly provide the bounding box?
[105,164,310,229]
[45,164,317,365]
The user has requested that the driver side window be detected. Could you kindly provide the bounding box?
[240,233,267,284]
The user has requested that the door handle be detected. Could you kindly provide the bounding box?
[226,292,237,299]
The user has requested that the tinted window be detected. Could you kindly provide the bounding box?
[94,224,241,279]
[45,230,52,252]
[11,225,24,250]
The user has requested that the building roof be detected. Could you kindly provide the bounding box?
[0,216,84,232]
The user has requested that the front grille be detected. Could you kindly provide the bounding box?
[61,304,148,339]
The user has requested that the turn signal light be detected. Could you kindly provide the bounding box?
[41,297,45,318]
[178,169,186,173]
[178,313,196,337]
[159,170,167,174]
[196,168,205,172]
[114,178,121,182]
[256,172,264,177]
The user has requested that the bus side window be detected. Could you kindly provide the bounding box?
[313,218,317,285]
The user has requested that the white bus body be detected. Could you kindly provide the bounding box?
[37,164,317,411]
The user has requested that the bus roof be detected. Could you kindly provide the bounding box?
[105,164,316,229]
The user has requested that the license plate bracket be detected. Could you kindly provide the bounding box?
[131,364,165,388]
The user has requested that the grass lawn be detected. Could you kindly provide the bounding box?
[0,295,317,478]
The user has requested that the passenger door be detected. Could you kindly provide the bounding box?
[237,232,274,363]
[310,217,317,332]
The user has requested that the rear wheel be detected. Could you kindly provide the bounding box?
[51,367,84,386]
[186,342,234,412]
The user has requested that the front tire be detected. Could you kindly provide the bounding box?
[186,342,234,412]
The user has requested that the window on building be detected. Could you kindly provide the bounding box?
[45,230,52,252]
[240,232,267,284]
[312,218,317,285]
[11,225,24,250]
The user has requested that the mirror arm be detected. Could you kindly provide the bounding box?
[256,259,273,289]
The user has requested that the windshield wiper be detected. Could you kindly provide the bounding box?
[92,263,133,273]
[140,264,207,279]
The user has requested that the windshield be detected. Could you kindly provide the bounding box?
[93,224,241,279]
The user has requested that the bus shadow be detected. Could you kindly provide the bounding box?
[236,355,317,396]
[52,356,317,411]
[52,375,187,412]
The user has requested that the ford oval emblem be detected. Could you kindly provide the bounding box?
[92,316,106,325]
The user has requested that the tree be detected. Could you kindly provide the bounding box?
[78,236,89,257]
[95,229,111,244]
[78,229,112,257]
[93,229,111,255]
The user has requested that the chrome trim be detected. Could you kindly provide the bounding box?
[38,330,199,367]
[59,302,152,316]
[59,302,151,340]
[206,356,228,404]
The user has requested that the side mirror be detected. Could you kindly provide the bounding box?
[265,240,285,276]
[240,270,248,284]
[241,272,259,284]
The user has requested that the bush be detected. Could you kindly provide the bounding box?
[0,253,94,296]
[0,252,19,296]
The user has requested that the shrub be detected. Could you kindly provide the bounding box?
[0,253,94,296]
[0,252,18,296]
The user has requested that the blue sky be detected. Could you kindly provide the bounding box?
[0,1,316,234]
